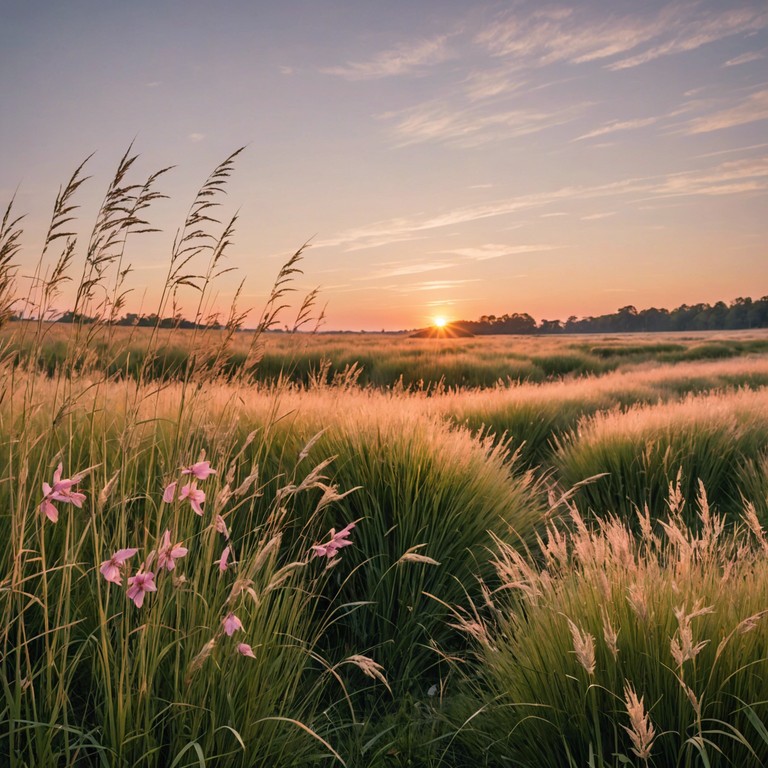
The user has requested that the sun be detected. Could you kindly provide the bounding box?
[433,316,448,328]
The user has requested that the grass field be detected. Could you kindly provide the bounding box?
[2,160,768,767]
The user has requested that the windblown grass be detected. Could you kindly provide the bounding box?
[555,388,768,525]
[452,496,768,767]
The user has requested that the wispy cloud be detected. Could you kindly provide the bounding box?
[462,68,524,101]
[360,260,457,280]
[610,6,768,70]
[694,141,768,159]
[651,155,768,197]
[381,98,588,148]
[581,211,616,220]
[188,132,205,142]
[392,278,481,292]
[574,116,659,141]
[476,3,768,71]
[682,88,768,134]
[322,35,450,80]
[724,51,765,67]
[437,243,557,260]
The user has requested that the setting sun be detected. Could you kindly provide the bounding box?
[433,316,448,328]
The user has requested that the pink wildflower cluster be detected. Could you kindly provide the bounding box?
[163,460,217,516]
[40,463,87,523]
[163,458,234,574]
[311,522,356,560]
[99,527,188,608]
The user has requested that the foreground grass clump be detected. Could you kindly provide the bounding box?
[244,394,543,694]
[555,388,768,525]
[0,148,370,766]
[455,495,768,767]
[0,440,363,766]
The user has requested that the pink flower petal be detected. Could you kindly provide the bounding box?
[114,548,139,564]
[237,643,256,658]
[180,483,205,516]
[182,461,217,480]
[40,498,59,523]
[163,481,178,503]
[222,612,243,637]
[215,545,231,572]
[100,561,122,584]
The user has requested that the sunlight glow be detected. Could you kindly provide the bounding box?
[433,316,448,328]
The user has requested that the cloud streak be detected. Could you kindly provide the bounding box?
[476,3,768,71]
[381,98,588,148]
[437,243,557,260]
[574,116,660,141]
[359,260,457,280]
[723,51,764,67]
[322,35,450,80]
[683,89,768,134]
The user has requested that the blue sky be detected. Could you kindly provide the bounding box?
[1,0,766,330]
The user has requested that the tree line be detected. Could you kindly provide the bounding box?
[454,296,768,335]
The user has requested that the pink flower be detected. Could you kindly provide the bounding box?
[237,642,256,658]
[222,612,243,637]
[182,461,217,480]
[99,548,139,585]
[215,545,231,573]
[179,482,205,516]
[157,530,188,571]
[126,570,157,608]
[311,522,356,560]
[40,497,59,523]
[162,481,178,503]
[40,463,87,522]
[214,515,229,538]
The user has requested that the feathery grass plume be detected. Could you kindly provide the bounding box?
[566,617,596,676]
[742,499,768,553]
[397,544,441,566]
[670,600,714,668]
[342,654,391,693]
[602,608,619,660]
[0,197,23,328]
[622,682,656,761]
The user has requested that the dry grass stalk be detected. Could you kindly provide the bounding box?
[622,682,656,761]
[670,600,714,667]
[567,617,596,676]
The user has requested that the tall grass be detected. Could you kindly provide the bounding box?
[0,148,363,766]
[555,388,768,525]
[453,495,768,767]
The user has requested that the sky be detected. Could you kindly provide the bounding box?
[1,0,767,331]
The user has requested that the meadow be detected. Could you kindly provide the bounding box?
[2,153,768,767]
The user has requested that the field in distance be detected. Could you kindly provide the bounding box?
[5,322,768,388]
